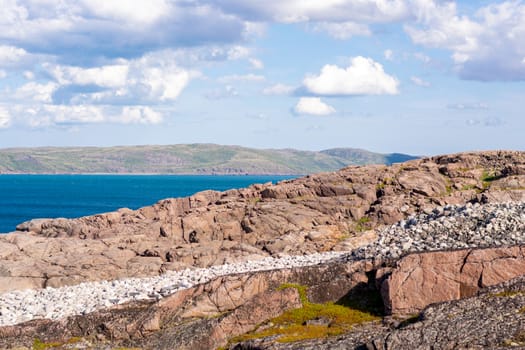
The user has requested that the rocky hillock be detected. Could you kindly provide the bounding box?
[1,150,525,349]
[2,150,524,292]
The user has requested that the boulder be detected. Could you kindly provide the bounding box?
[381,246,525,315]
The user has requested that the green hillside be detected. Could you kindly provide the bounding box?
[0,144,418,174]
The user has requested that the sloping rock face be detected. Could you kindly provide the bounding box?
[380,246,525,315]
[0,260,374,349]
[247,276,525,350]
[1,151,525,292]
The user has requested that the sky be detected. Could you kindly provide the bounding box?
[0,0,524,156]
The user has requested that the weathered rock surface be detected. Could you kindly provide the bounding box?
[0,260,375,349]
[241,276,525,350]
[1,151,525,292]
[380,246,525,315]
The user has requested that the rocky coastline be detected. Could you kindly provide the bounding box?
[1,150,525,349]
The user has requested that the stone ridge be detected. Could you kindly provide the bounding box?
[0,150,524,293]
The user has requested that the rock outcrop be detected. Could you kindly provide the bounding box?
[1,151,525,292]
[379,246,525,315]
[0,260,375,349]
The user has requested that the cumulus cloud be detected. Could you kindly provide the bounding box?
[410,76,431,87]
[0,45,27,65]
[116,106,163,125]
[43,51,196,105]
[294,97,335,116]
[0,107,10,128]
[13,104,164,128]
[262,83,295,96]
[79,0,170,25]
[0,70,6,79]
[303,56,399,96]
[14,82,58,103]
[48,64,129,88]
[0,0,248,62]
[210,0,410,24]
[406,1,525,81]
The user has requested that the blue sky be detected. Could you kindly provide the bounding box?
[0,0,524,155]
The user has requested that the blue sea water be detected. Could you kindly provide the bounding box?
[0,175,296,234]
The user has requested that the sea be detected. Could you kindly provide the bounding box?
[0,174,297,234]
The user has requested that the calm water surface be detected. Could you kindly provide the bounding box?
[0,175,296,233]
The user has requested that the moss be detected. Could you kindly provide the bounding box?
[355,217,371,232]
[480,169,501,189]
[233,284,380,344]
[278,283,308,304]
[32,337,85,349]
[32,339,63,350]
[461,184,477,191]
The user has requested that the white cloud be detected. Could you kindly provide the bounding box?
[249,58,264,69]
[262,83,295,96]
[211,0,410,24]
[15,104,164,128]
[14,82,58,103]
[0,45,27,65]
[0,106,10,128]
[79,0,169,24]
[0,1,248,63]
[384,49,393,61]
[303,56,399,96]
[313,21,371,39]
[218,74,265,83]
[294,97,335,116]
[44,51,196,105]
[117,106,163,124]
[406,1,525,80]
[0,70,6,79]
[227,46,251,60]
[48,64,129,88]
[410,76,431,87]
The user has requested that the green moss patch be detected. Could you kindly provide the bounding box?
[233,284,380,344]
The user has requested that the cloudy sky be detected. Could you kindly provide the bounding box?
[0,0,523,155]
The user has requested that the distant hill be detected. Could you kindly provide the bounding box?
[0,144,419,175]
[320,148,419,166]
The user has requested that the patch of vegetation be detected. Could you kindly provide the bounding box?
[461,184,477,191]
[32,339,63,350]
[32,337,85,349]
[355,217,371,232]
[481,169,501,189]
[232,284,380,344]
